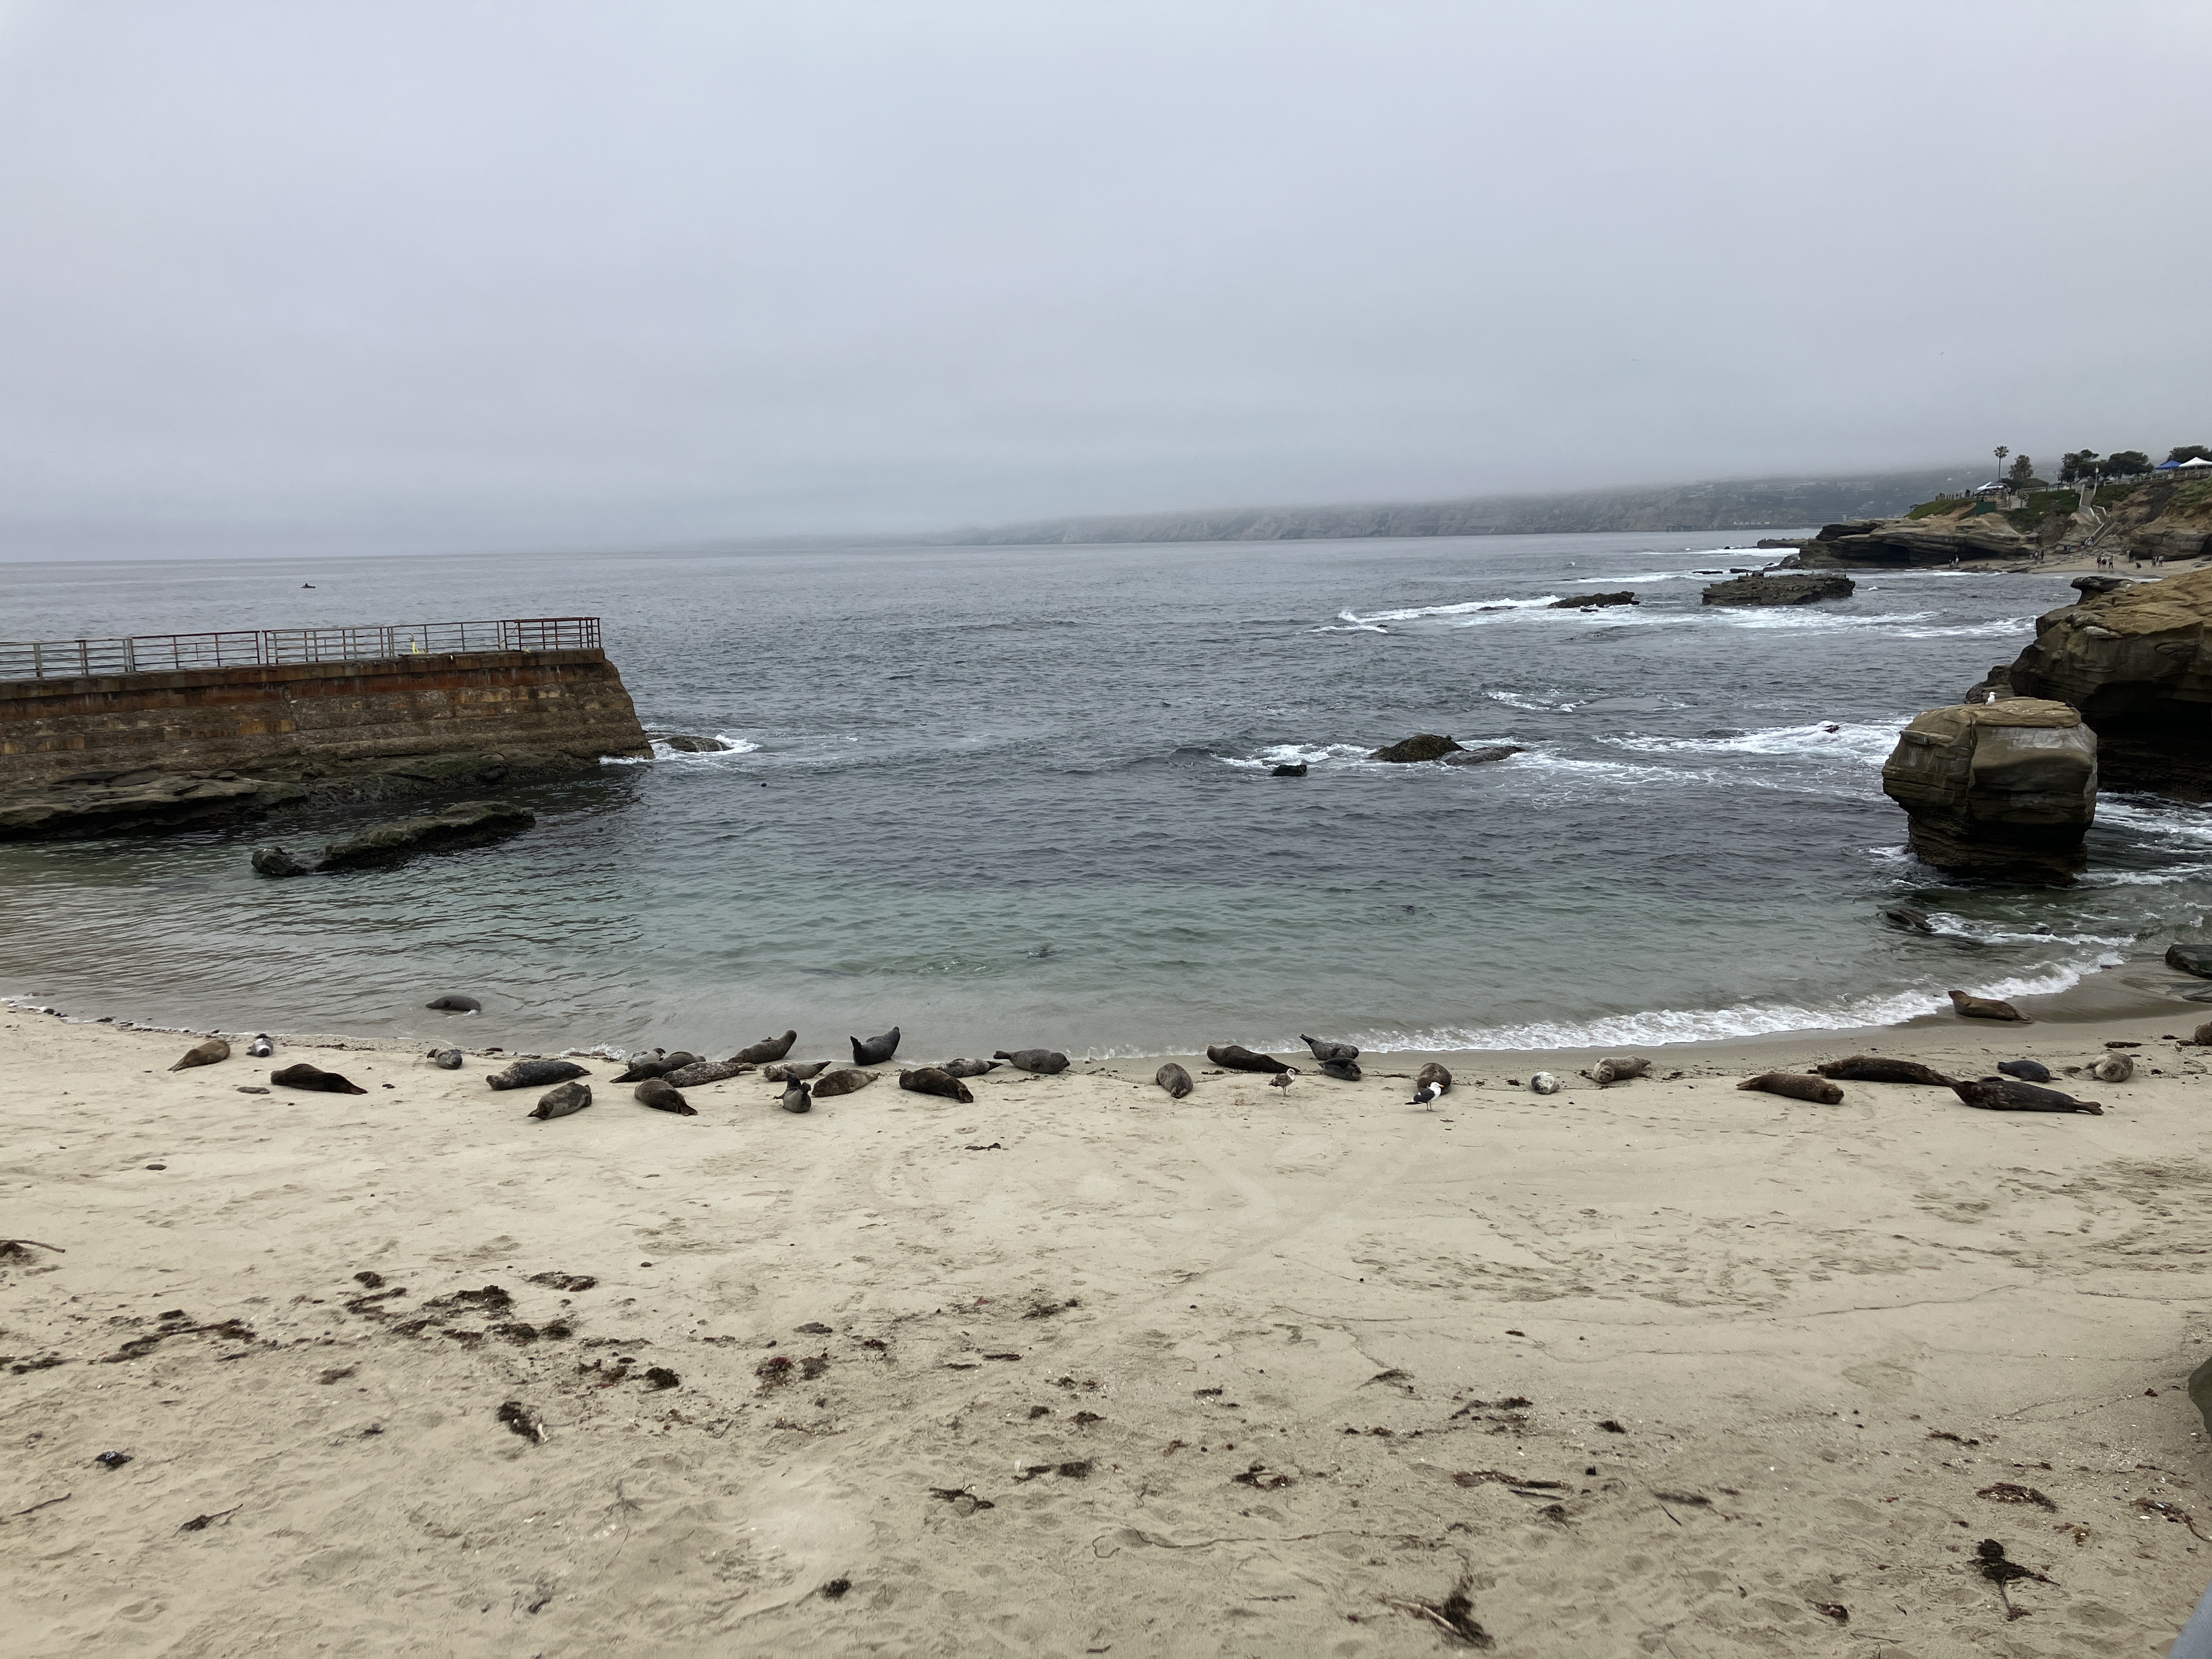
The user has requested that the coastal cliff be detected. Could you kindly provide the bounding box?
[1797,476,2212,568]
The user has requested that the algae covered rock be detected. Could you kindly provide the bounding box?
[1370,733,1465,763]
[1701,572,1854,607]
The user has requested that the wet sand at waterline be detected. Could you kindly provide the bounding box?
[3,1006,2209,1657]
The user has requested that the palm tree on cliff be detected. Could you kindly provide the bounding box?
[1994,445,2009,480]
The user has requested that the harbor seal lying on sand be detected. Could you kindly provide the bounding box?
[633,1077,695,1115]
[170,1038,230,1071]
[2090,1052,2135,1084]
[1316,1058,1362,1082]
[1996,1058,2053,1083]
[425,995,482,1013]
[529,1081,591,1120]
[810,1068,877,1098]
[779,1080,812,1114]
[270,1062,368,1095]
[1816,1055,1953,1086]
[428,1047,464,1070]
[1417,1062,1451,1092]
[900,1066,974,1103]
[1301,1035,1359,1064]
[732,1030,797,1065]
[1950,990,2029,1022]
[1951,1076,2101,1114]
[762,1060,832,1082]
[661,1058,751,1088]
[1155,1062,1194,1099]
[1528,1071,1561,1095]
[1589,1055,1651,1086]
[939,1057,1003,1078]
[487,1058,589,1091]
[1739,1071,1844,1104]
[850,1028,900,1065]
[615,1051,698,1082]
[995,1048,1069,1075]
[1207,1043,1289,1074]
[245,1034,273,1058]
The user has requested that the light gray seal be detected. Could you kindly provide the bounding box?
[487,1058,589,1092]
[779,1080,813,1114]
[1300,1035,1359,1065]
[939,1057,1003,1078]
[762,1060,832,1082]
[994,1047,1068,1075]
[428,1047,464,1070]
[810,1068,877,1098]
[1155,1062,1194,1099]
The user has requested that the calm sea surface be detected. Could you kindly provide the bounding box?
[5,532,2208,1058]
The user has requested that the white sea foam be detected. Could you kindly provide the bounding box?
[1336,595,1561,625]
[602,734,762,765]
[1485,689,1583,713]
[1214,742,1402,771]
[1602,721,1901,764]
[1338,960,2117,1053]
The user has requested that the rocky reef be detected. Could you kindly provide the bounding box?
[1794,476,2212,568]
[1701,572,1854,607]
[1881,698,2097,884]
[251,800,536,877]
[2002,566,2212,798]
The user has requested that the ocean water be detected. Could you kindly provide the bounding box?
[4,532,2209,1058]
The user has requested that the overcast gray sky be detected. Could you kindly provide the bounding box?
[1,0,2206,558]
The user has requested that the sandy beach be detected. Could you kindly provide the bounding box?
[3,999,2208,1658]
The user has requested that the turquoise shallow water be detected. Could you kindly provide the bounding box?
[4,533,2209,1058]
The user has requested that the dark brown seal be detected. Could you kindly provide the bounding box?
[1155,1062,1195,1099]
[1815,1055,1954,1087]
[1737,1071,1844,1104]
[810,1068,877,1098]
[732,1030,797,1066]
[270,1062,368,1095]
[1416,1062,1452,1091]
[170,1038,231,1072]
[850,1028,900,1065]
[529,1081,592,1120]
[899,1066,975,1103]
[1950,1077,2101,1114]
[425,995,482,1013]
[633,1077,696,1116]
[1300,1034,1358,1064]
[1206,1043,1289,1074]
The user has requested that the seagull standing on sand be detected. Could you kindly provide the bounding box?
[1408,1080,1443,1109]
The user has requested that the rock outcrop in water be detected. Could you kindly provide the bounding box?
[1371,734,1464,763]
[251,800,536,877]
[1701,572,1854,607]
[1880,698,2097,884]
[1548,590,1636,610]
[2001,567,2212,799]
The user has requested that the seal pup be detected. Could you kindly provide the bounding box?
[1528,1071,1561,1095]
[245,1034,274,1058]
[633,1077,696,1116]
[1589,1055,1651,1086]
[1408,1079,1444,1108]
[1949,990,2030,1022]
[939,1057,1003,1079]
[1206,1043,1289,1075]
[994,1048,1069,1075]
[731,1030,798,1066]
[529,1081,592,1121]
[762,1060,833,1083]
[1416,1062,1452,1093]
[428,1047,464,1070]
[1300,1035,1359,1065]
[1995,1058,2052,1084]
[899,1066,975,1103]
[269,1061,368,1095]
[487,1058,589,1091]
[779,1080,813,1114]
[1268,1070,1294,1096]
[1154,1062,1195,1099]
[1817,1055,1953,1086]
[1737,1071,1844,1104]
[170,1037,232,1071]
[2090,1051,2135,1084]
[1317,1058,1362,1082]
[850,1028,901,1065]
[810,1068,877,1098]
[1950,1076,2101,1114]
[425,995,482,1013]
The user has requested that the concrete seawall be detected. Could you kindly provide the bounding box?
[0,647,652,788]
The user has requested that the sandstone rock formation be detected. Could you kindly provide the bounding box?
[1881,698,2097,884]
[1702,572,1854,607]
[2003,567,2212,798]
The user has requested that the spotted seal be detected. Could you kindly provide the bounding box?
[529,1081,592,1120]
[487,1058,589,1092]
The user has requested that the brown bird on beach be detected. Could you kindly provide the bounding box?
[1268,1070,1295,1097]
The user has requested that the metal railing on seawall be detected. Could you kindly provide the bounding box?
[0,617,603,681]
